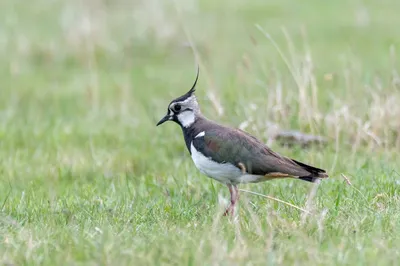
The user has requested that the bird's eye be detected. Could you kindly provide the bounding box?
[173,104,181,112]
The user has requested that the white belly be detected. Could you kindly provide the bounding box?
[190,143,241,183]
[190,142,264,184]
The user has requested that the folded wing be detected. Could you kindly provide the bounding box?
[192,127,327,180]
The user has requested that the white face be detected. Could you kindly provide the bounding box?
[177,110,195,128]
[168,95,199,128]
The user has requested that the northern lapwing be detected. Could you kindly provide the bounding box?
[157,68,328,216]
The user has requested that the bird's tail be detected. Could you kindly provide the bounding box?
[292,159,329,183]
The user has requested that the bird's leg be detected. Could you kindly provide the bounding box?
[223,184,239,216]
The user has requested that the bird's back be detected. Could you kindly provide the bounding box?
[189,116,328,182]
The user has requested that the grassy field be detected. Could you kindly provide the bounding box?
[1,0,400,264]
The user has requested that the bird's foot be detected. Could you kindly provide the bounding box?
[224,184,239,217]
[223,204,235,216]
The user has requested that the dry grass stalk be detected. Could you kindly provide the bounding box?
[239,189,311,214]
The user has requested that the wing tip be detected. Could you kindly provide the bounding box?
[299,171,328,183]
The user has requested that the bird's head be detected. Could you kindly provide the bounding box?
[156,68,200,128]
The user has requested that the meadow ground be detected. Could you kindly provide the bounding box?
[1,0,400,265]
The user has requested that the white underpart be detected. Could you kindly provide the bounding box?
[190,143,240,183]
[195,131,205,138]
[237,174,267,183]
[190,142,264,184]
[177,111,195,128]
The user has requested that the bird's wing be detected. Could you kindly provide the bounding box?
[192,127,314,177]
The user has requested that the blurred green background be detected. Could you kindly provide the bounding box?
[0,0,400,265]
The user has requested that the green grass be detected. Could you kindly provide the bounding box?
[1,0,400,264]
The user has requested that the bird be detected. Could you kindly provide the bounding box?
[156,68,328,216]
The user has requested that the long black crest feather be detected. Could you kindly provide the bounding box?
[171,66,200,104]
[187,65,199,95]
